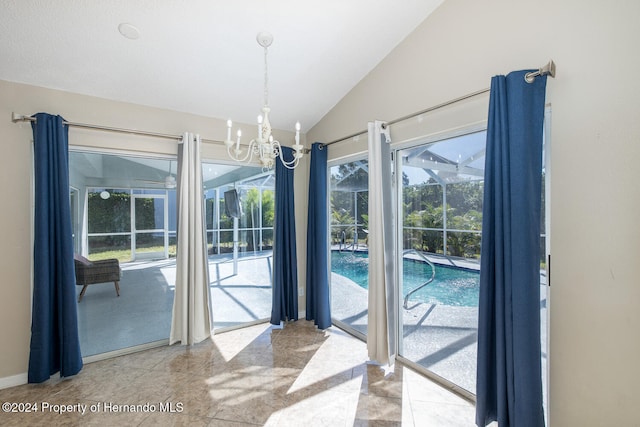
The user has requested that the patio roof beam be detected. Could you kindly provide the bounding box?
[404,158,484,178]
[425,169,446,186]
[458,148,486,169]
[333,161,369,186]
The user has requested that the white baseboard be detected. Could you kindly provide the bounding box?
[0,373,28,390]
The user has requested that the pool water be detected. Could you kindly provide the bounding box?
[331,251,480,307]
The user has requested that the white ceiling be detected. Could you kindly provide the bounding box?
[0,0,443,132]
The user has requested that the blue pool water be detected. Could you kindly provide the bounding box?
[331,251,480,307]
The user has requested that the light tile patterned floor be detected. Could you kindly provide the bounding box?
[0,321,476,426]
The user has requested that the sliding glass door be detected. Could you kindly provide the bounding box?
[395,128,548,401]
[324,108,548,411]
[329,159,369,337]
[202,163,275,330]
[70,151,280,355]
[70,151,177,357]
[397,131,485,394]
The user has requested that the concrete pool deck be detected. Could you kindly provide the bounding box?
[331,272,479,393]
[330,250,548,396]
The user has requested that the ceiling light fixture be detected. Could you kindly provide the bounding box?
[224,32,303,170]
[118,23,140,40]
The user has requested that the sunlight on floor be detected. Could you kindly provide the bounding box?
[0,320,481,426]
[211,323,272,362]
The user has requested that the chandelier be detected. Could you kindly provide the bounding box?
[224,32,304,170]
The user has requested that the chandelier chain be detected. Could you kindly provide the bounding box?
[263,46,269,107]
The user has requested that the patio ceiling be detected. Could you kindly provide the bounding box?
[402,131,486,186]
[331,131,487,193]
[70,151,269,191]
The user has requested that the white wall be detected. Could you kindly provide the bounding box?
[308,0,640,425]
[0,79,309,386]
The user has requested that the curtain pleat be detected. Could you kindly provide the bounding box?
[170,133,212,345]
[28,113,83,383]
[476,71,547,427]
[367,121,396,365]
[271,146,299,324]
[305,143,331,329]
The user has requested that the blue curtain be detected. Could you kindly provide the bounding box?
[305,143,331,329]
[476,71,547,426]
[271,146,299,324]
[29,113,83,383]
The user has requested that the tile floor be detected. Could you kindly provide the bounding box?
[0,321,477,426]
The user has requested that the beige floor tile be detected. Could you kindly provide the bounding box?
[355,394,403,424]
[0,320,478,426]
[273,389,359,427]
[410,400,476,427]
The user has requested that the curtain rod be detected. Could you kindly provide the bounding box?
[10,112,243,146]
[11,112,311,153]
[11,112,188,142]
[322,88,490,147]
[322,60,556,148]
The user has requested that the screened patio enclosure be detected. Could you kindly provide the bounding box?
[330,131,486,261]
[401,131,486,260]
[68,150,275,356]
[329,133,487,338]
[69,151,274,263]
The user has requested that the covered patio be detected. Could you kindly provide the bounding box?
[69,150,276,358]
[77,252,274,357]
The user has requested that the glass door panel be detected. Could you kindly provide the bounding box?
[396,128,548,400]
[329,159,369,337]
[202,163,274,330]
[398,131,485,394]
[69,151,177,357]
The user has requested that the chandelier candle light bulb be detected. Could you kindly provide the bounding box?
[293,121,302,157]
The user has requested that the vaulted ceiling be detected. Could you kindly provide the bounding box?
[1,0,444,132]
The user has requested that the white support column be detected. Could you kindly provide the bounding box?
[233,216,239,275]
[442,184,447,256]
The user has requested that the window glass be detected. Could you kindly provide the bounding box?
[330,159,369,336]
[69,151,177,356]
[398,131,485,394]
[203,163,275,329]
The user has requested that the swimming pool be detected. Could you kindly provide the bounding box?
[331,251,480,307]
